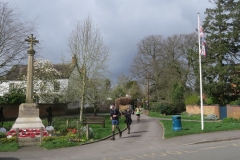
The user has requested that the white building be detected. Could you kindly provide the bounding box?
[0,63,72,103]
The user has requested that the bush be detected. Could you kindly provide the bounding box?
[185,95,200,105]
[159,103,173,115]
[0,137,17,144]
[230,98,240,105]
[0,87,25,104]
[0,132,6,138]
[59,127,69,135]
[149,102,162,112]
[206,97,218,105]
[222,118,240,123]
[42,136,58,142]
[150,102,185,115]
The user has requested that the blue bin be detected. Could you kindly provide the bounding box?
[172,115,182,131]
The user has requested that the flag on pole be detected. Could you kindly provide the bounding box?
[198,13,204,130]
[199,19,207,57]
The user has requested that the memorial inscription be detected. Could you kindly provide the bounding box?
[18,103,39,118]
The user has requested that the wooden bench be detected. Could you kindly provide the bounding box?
[82,116,105,128]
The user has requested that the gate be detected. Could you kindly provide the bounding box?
[220,106,227,119]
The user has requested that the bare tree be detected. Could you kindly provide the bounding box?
[131,33,197,102]
[0,2,36,77]
[131,35,165,101]
[68,15,109,122]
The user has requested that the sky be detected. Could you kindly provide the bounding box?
[3,0,215,85]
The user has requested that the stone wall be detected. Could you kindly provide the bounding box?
[1,103,68,120]
[186,105,220,118]
[2,104,110,120]
[227,105,240,119]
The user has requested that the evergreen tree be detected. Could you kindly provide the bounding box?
[202,0,240,104]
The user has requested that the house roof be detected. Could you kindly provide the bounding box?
[4,64,73,80]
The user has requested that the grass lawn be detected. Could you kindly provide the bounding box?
[148,111,201,120]
[40,115,126,150]
[0,115,127,151]
[2,112,240,151]
[149,111,240,138]
[160,119,240,138]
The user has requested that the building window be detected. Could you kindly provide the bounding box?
[53,97,59,103]
[54,81,60,92]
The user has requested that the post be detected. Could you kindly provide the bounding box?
[40,127,43,144]
[25,34,39,103]
[66,119,68,127]
[16,128,19,142]
[147,72,149,109]
[86,124,89,140]
[198,13,204,130]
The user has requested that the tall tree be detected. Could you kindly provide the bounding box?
[18,59,64,103]
[0,2,36,77]
[131,34,197,102]
[68,15,109,121]
[202,0,240,104]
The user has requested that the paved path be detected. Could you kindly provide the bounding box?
[1,114,240,160]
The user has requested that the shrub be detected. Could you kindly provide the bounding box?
[149,102,162,112]
[0,132,6,138]
[149,102,185,115]
[0,137,17,143]
[59,127,69,135]
[159,103,173,115]
[42,136,58,142]
[222,118,240,123]
[171,102,185,114]
[0,87,25,104]
[206,97,218,105]
[230,98,240,105]
[185,95,200,105]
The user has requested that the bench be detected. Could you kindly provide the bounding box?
[82,116,105,128]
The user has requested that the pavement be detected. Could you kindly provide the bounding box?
[1,113,240,160]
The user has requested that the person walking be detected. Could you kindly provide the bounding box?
[135,106,141,123]
[110,104,122,140]
[123,107,133,134]
[0,107,4,127]
[46,107,53,126]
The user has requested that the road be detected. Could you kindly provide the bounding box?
[1,114,240,160]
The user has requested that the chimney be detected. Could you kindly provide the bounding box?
[72,55,77,65]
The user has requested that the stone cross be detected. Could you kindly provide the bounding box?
[25,34,39,103]
[25,34,39,51]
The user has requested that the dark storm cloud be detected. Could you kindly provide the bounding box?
[3,0,213,84]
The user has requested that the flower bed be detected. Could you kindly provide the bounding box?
[7,129,49,138]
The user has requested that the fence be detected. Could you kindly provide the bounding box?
[186,104,240,119]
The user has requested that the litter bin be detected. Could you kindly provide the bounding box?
[172,115,182,131]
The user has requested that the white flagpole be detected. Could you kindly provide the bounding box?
[198,13,204,130]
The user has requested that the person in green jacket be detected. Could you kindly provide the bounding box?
[135,106,141,123]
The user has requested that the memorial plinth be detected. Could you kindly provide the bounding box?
[11,103,44,129]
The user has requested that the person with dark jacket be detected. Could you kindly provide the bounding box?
[0,107,4,127]
[122,108,133,134]
[109,104,122,140]
[46,107,53,126]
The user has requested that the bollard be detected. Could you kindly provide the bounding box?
[40,127,43,144]
[86,124,89,140]
[16,128,19,142]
